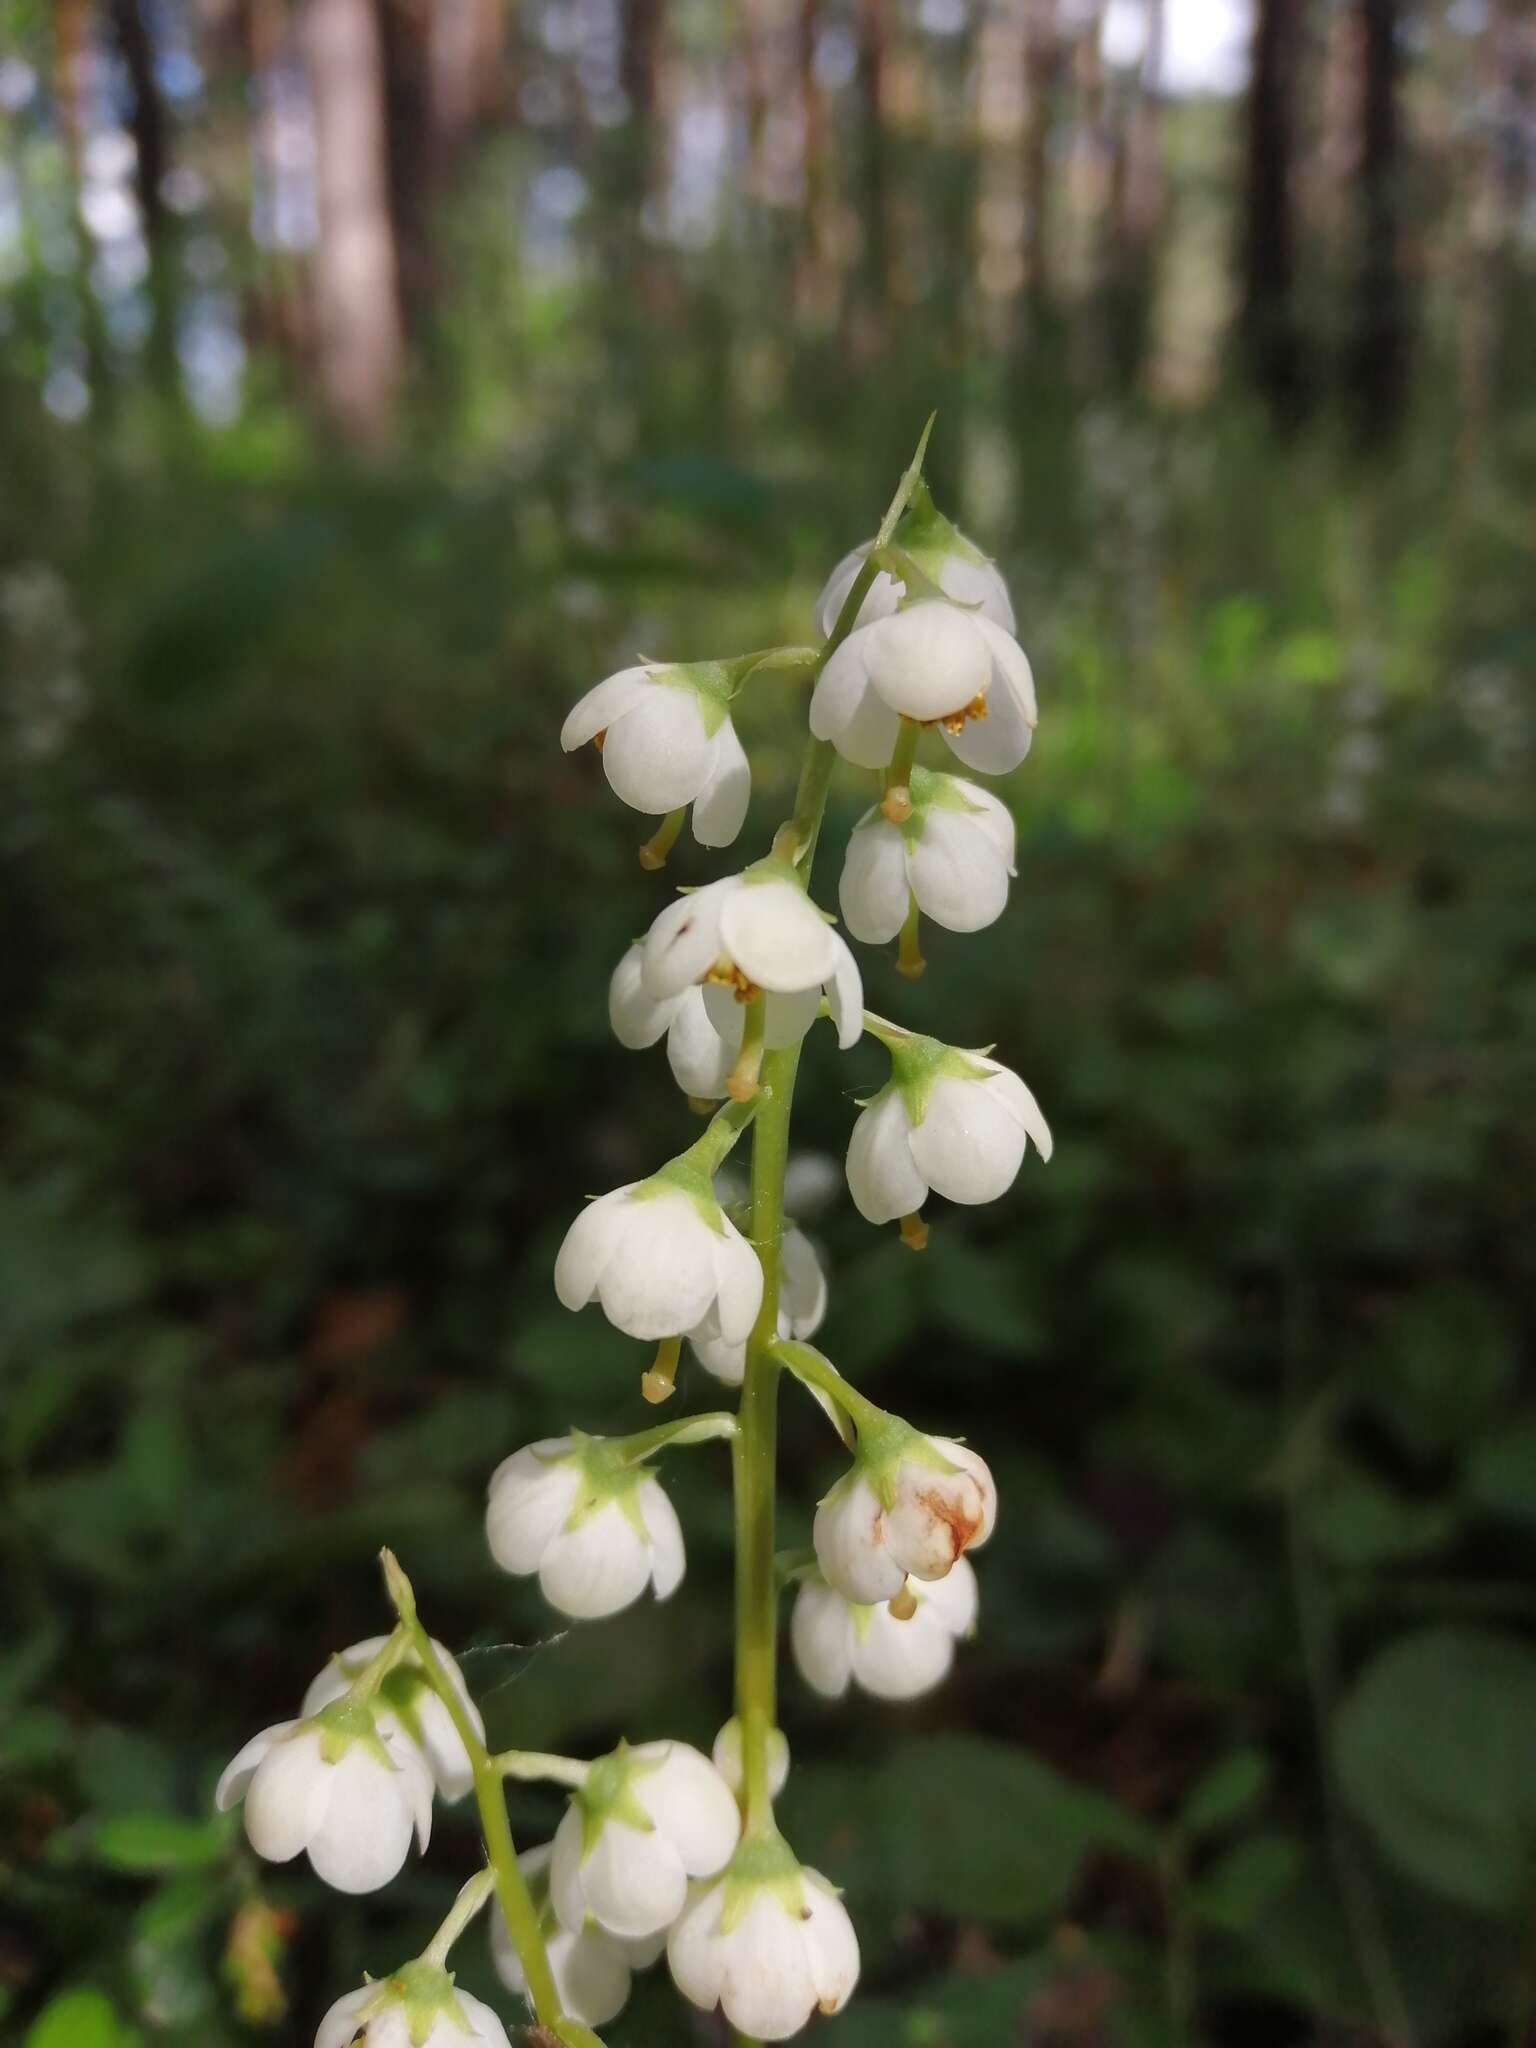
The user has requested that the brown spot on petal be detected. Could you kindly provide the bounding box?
[915,1484,983,1562]
[591,730,606,752]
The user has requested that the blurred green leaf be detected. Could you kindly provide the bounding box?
[1180,1748,1270,1839]
[94,1812,230,1874]
[25,1988,139,2048]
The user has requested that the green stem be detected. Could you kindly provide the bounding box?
[616,1411,737,1462]
[884,716,920,797]
[771,1338,887,1436]
[422,1865,497,1968]
[380,1552,571,2036]
[680,1092,759,1176]
[495,1749,591,1789]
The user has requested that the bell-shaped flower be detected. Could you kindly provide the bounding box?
[301,1636,482,1802]
[217,1701,432,1895]
[711,1716,790,1798]
[316,1968,510,2048]
[792,1558,978,1701]
[810,600,1036,775]
[668,1838,859,2041]
[813,1431,996,1604]
[840,769,1016,943]
[608,947,742,1102]
[846,1037,1051,1228]
[486,1433,685,1621]
[492,1843,663,2029]
[555,1155,763,1345]
[638,861,863,1052]
[561,661,751,847]
[815,483,1016,638]
[551,1740,741,1942]
[689,1223,826,1385]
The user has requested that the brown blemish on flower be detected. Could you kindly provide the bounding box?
[915,1485,982,1562]
[592,729,606,752]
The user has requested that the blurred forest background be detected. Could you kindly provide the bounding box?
[2,0,1535,2044]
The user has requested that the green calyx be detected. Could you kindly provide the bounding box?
[718,1831,807,1934]
[648,660,738,737]
[576,1741,665,1857]
[368,1961,474,2046]
[897,765,989,849]
[893,479,991,579]
[635,1155,726,1234]
[551,1432,656,1546]
[881,1033,994,1128]
[312,1697,395,1771]
[844,1412,960,1513]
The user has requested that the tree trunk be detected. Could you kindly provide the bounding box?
[304,0,404,445]
[1349,0,1407,445]
[1239,0,1311,421]
[107,0,180,393]
[1021,0,1059,308]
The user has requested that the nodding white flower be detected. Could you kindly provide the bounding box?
[846,1039,1052,1227]
[217,1704,432,1895]
[813,1433,996,1604]
[639,862,863,1052]
[301,1636,482,1803]
[551,1740,741,1941]
[486,1434,685,1621]
[690,1224,826,1386]
[668,1843,860,2041]
[792,1558,978,1701]
[711,1716,791,1798]
[317,1970,511,2048]
[555,1160,763,1345]
[811,601,1036,776]
[561,662,751,847]
[840,769,1016,943]
[607,948,741,1102]
[815,486,1016,639]
[492,1844,663,2029]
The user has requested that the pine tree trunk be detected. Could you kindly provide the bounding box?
[1350,0,1407,445]
[1239,0,1310,420]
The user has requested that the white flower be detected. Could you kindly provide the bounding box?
[300,1636,482,1802]
[811,601,1036,775]
[639,863,863,1052]
[551,1740,741,1941]
[561,662,750,847]
[813,1434,996,1604]
[668,1849,860,2041]
[840,770,1016,942]
[555,1163,763,1344]
[690,1224,826,1386]
[216,1705,432,1895]
[815,493,1016,637]
[608,948,741,1102]
[792,1558,978,1701]
[491,1844,662,2028]
[847,1042,1052,1226]
[711,1716,791,1798]
[316,1973,510,2048]
[486,1434,685,1620]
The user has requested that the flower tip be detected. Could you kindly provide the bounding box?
[898,1212,929,1253]
[637,841,668,871]
[887,1584,919,1621]
[640,1369,676,1405]
[880,786,913,825]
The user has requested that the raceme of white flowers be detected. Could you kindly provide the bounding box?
[220,434,1056,2047]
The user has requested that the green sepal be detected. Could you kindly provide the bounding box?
[892,478,992,579]
[636,1155,726,1234]
[820,1413,963,1514]
[388,1961,475,2046]
[896,765,990,850]
[647,660,740,738]
[575,1741,666,1858]
[540,1431,655,1545]
[311,1697,396,1773]
[718,1832,807,1934]
[882,1033,995,1127]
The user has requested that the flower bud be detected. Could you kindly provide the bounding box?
[711,1716,790,1797]
[316,1966,510,2048]
[555,1160,763,1345]
[492,1844,662,2029]
[217,1702,432,1895]
[551,1740,741,1941]
[690,1224,826,1386]
[301,1636,482,1802]
[667,1838,859,2041]
[840,769,1016,943]
[792,1558,978,1701]
[486,1434,685,1621]
[561,662,750,847]
[813,1433,996,1604]
[814,486,1016,639]
[846,1038,1051,1227]
[810,601,1036,775]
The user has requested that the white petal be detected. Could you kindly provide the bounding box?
[863,603,990,722]
[710,1718,790,1798]
[601,684,716,815]
[216,1722,292,1811]
[665,986,738,1100]
[411,1651,480,1802]
[780,1226,828,1338]
[486,1441,582,1576]
[719,878,838,993]
[823,936,865,1051]
[814,543,902,637]
[640,876,736,999]
[919,1552,980,1633]
[937,552,1016,632]
[549,1804,590,1936]
[907,809,1010,933]
[553,1189,632,1313]
[973,614,1038,725]
[454,1989,515,2048]
[307,1746,418,1893]
[315,1988,374,2048]
[908,1071,1028,1205]
[691,719,751,848]
[300,1638,388,1722]
[539,1501,653,1619]
[849,1600,957,1700]
[560,667,653,752]
[839,817,910,944]
[609,944,683,1050]
[814,1473,906,1604]
[666,1877,729,2012]
[688,1325,746,1385]
[977,1060,1054,1161]
[709,1218,765,1346]
[791,1579,856,1698]
[845,1088,926,1225]
[929,1438,998,1547]
[810,634,902,769]
[761,984,821,1048]
[630,1742,740,1876]
[717,1890,819,2040]
[594,1190,720,1340]
[950,777,1017,867]
[516,1921,632,2029]
[583,1818,688,1939]
[942,618,1036,774]
[884,1453,990,1583]
[800,1873,861,2016]
[243,1730,327,1863]
[637,1477,687,1601]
